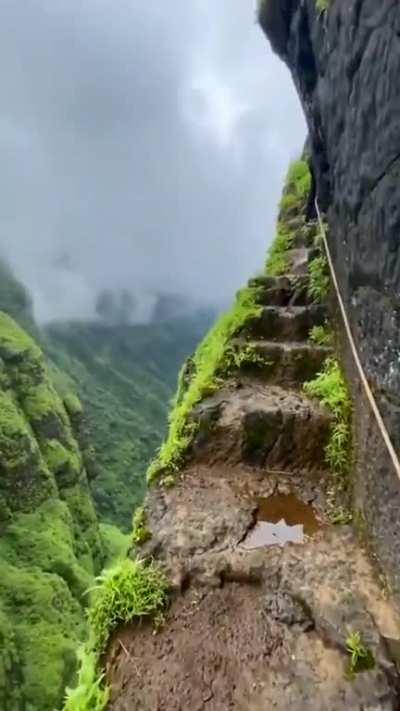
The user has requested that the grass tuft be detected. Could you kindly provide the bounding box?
[63,559,168,710]
[345,631,375,677]
[147,285,262,481]
[304,358,351,474]
[265,223,294,276]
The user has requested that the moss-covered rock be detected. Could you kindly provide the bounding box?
[0,310,104,709]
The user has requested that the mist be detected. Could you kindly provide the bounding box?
[0,0,305,323]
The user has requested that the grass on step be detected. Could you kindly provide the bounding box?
[345,631,375,678]
[147,285,262,482]
[308,254,330,302]
[224,343,272,373]
[309,324,333,347]
[279,159,311,216]
[265,223,295,276]
[63,559,168,710]
[304,358,351,475]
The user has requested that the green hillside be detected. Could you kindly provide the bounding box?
[45,313,214,530]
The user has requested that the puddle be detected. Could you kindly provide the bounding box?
[241,493,321,550]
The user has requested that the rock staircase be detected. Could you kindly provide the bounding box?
[106,230,400,710]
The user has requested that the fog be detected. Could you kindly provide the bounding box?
[0,0,305,322]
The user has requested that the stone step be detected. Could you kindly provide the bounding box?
[229,338,331,387]
[191,383,332,470]
[287,247,319,276]
[249,275,313,307]
[241,304,327,342]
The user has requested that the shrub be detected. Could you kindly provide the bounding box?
[304,358,351,474]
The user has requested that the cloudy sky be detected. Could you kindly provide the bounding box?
[0,0,305,322]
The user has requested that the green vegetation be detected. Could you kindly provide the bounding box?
[224,343,272,373]
[309,324,333,347]
[345,632,375,677]
[132,506,151,546]
[147,287,262,481]
[265,222,294,276]
[304,358,351,475]
[45,313,213,529]
[64,647,109,711]
[64,559,168,710]
[279,159,311,217]
[100,523,130,565]
[0,311,105,710]
[308,254,330,302]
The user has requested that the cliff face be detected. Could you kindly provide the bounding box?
[0,309,104,708]
[259,0,400,591]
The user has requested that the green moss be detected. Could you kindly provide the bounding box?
[147,286,262,481]
[304,358,351,475]
[132,506,151,546]
[308,255,330,302]
[265,222,294,276]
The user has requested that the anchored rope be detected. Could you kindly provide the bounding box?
[314,200,400,483]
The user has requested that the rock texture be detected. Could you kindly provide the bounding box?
[259,0,400,595]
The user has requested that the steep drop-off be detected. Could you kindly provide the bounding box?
[45,311,214,529]
[258,0,400,591]
[71,162,400,710]
[0,311,104,710]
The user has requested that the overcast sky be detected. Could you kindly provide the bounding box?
[0,0,305,322]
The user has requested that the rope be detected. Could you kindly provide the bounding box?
[314,200,400,483]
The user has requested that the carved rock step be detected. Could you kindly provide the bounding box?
[249,275,314,307]
[192,384,332,470]
[241,304,327,342]
[230,338,331,386]
[287,247,319,275]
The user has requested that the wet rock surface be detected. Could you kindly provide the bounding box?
[258,0,400,597]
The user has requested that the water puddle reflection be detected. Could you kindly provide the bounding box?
[242,493,320,549]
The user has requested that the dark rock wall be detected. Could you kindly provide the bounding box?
[259,0,400,591]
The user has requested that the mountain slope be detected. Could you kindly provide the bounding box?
[0,312,104,711]
[45,312,214,529]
